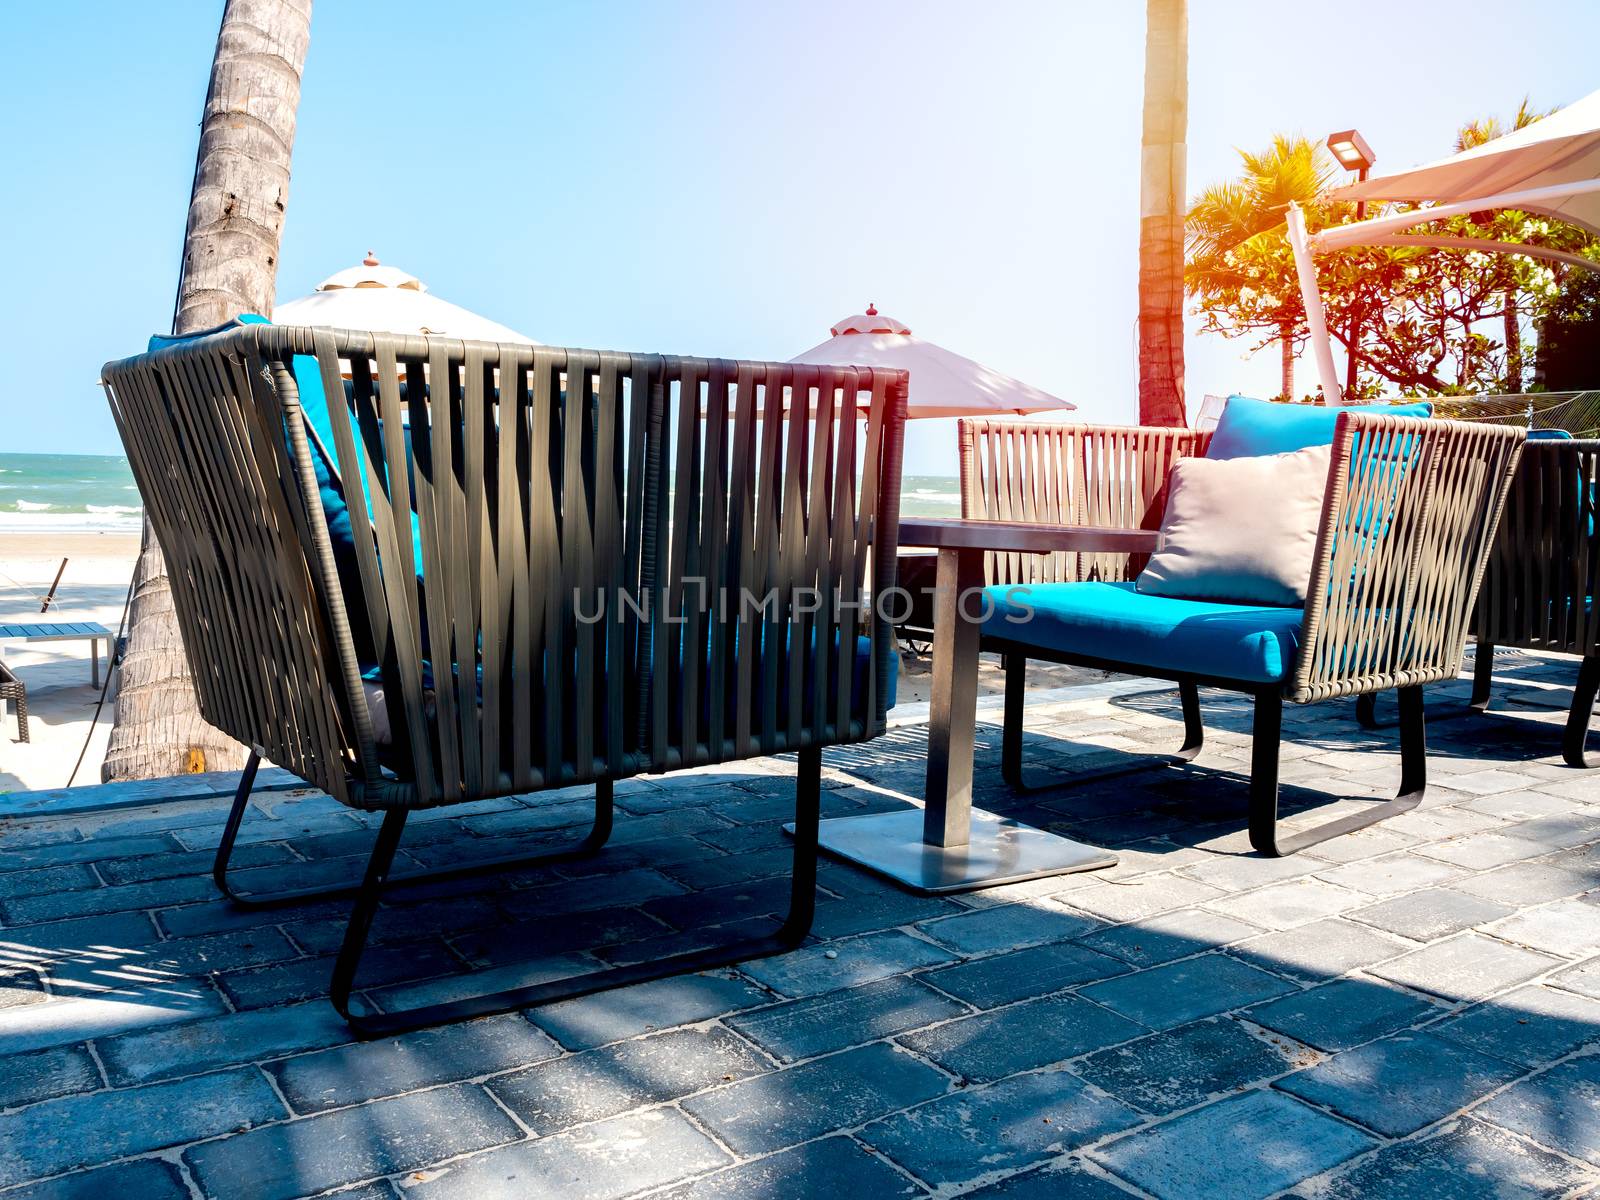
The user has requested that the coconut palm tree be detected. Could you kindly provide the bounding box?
[1137,0,1188,427]
[1185,135,1336,400]
[104,0,312,781]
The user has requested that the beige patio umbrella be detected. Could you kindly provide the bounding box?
[273,252,540,344]
[788,305,1074,418]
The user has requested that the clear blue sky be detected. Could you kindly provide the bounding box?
[5,1,1597,473]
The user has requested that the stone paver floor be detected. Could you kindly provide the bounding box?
[0,647,1597,1199]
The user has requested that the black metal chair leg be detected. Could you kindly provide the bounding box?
[1470,642,1495,712]
[1250,686,1426,857]
[1355,693,1380,730]
[1000,667,1203,793]
[212,750,616,911]
[1177,680,1204,760]
[1563,654,1600,769]
[334,747,825,1039]
[1001,654,1026,789]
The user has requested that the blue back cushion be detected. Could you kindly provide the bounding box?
[1207,395,1433,459]
[150,317,416,677]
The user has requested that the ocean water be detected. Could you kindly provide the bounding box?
[0,453,962,533]
[0,453,143,532]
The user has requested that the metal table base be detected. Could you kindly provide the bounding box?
[796,808,1116,894]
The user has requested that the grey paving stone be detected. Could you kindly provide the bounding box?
[0,1044,101,1110]
[1418,832,1551,870]
[1091,1089,1374,1200]
[1064,874,1225,923]
[1074,1018,1306,1115]
[1079,953,1296,1030]
[1441,769,1545,796]
[1448,860,1595,905]
[1552,958,1600,1000]
[0,1067,285,1188]
[489,1025,767,1131]
[0,977,231,1057]
[727,976,967,1063]
[1349,887,1515,942]
[1245,976,1441,1052]
[922,942,1128,1009]
[898,993,1145,1082]
[914,902,1101,956]
[736,930,956,999]
[218,939,462,1010]
[0,864,99,902]
[129,927,304,977]
[1226,918,1412,982]
[1276,1031,1522,1137]
[1076,907,1260,968]
[861,1069,1140,1187]
[0,876,216,926]
[1207,878,1367,931]
[271,1012,562,1113]
[1178,851,1318,892]
[94,839,295,886]
[185,1082,520,1200]
[453,907,667,967]
[0,968,46,1008]
[0,910,162,966]
[1315,1116,1593,1200]
[809,891,962,939]
[652,1135,927,1199]
[0,834,177,873]
[1,1158,190,1200]
[681,1042,948,1156]
[958,1161,1133,1200]
[527,972,768,1051]
[404,1107,729,1200]
[1475,1054,1600,1165]
[1461,789,1583,821]
[1487,898,1600,958]
[1429,984,1600,1068]
[97,998,353,1085]
[1311,853,1467,897]
[1369,934,1563,1004]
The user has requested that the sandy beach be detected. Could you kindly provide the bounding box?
[0,531,139,793]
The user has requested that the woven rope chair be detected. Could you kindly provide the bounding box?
[962,414,1524,855]
[102,324,907,1034]
[1360,438,1600,765]
[960,421,1212,782]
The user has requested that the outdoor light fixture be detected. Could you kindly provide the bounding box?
[1326,129,1377,176]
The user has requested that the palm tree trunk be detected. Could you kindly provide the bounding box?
[1504,291,1522,393]
[103,0,311,782]
[1280,328,1295,401]
[1137,0,1188,427]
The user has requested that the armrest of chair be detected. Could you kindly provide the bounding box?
[1291,413,1525,703]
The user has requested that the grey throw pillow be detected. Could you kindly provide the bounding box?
[1136,443,1332,607]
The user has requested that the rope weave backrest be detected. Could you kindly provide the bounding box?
[103,325,907,809]
[1475,438,1600,657]
[1292,413,1524,704]
[957,420,1210,585]
[102,333,354,799]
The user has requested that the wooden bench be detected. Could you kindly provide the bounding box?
[0,621,112,688]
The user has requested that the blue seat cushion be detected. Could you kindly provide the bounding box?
[1207,395,1433,459]
[983,581,1305,684]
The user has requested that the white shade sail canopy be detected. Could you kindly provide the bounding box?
[788,305,1074,419]
[1290,89,1600,403]
[1330,88,1600,236]
[273,253,540,345]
